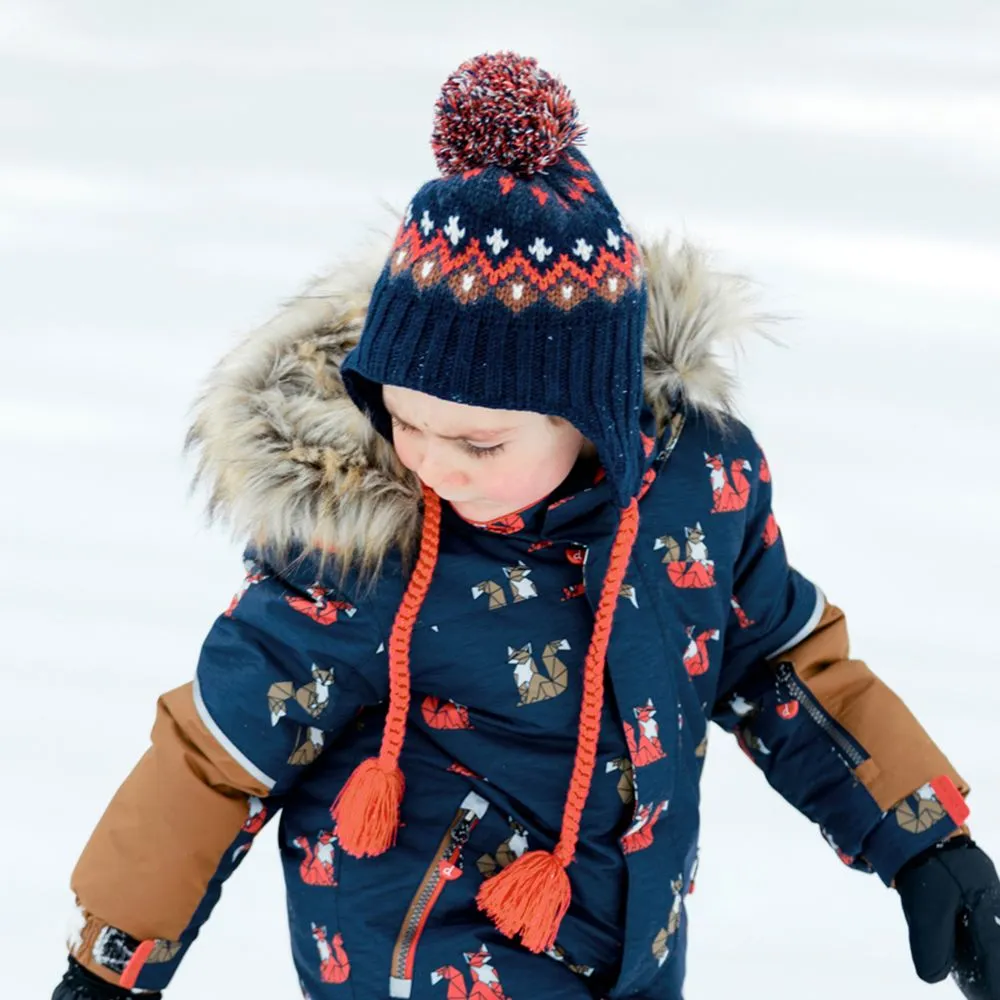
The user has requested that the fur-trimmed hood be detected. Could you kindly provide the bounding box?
[187,234,766,576]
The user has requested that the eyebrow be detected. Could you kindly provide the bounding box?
[383,401,516,441]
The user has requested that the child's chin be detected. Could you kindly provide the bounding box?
[448,498,486,515]
[449,499,506,521]
[434,489,475,505]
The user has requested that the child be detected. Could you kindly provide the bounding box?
[56,52,999,1000]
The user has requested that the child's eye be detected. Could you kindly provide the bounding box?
[390,416,417,434]
[391,416,504,458]
[462,442,506,459]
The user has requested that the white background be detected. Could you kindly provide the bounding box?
[1,2,998,997]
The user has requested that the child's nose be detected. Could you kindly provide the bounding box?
[417,444,468,489]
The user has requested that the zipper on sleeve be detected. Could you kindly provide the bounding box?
[774,661,867,768]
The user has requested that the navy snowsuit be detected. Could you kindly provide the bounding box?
[66,237,968,999]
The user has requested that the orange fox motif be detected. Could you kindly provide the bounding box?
[655,525,716,589]
[224,560,266,617]
[311,924,350,984]
[430,964,470,999]
[705,452,752,513]
[762,512,780,548]
[431,945,511,1000]
[730,595,755,629]
[287,585,357,625]
[682,626,720,676]
[510,639,571,705]
[621,800,669,854]
[624,699,667,767]
[294,831,337,886]
[422,695,473,730]
[243,796,267,835]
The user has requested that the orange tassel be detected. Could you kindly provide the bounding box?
[476,849,571,953]
[331,757,405,858]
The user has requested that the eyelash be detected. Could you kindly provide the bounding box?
[390,417,506,459]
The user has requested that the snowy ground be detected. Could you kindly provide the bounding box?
[2,3,998,997]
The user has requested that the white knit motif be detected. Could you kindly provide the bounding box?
[528,237,553,263]
[486,228,509,256]
[444,215,466,246]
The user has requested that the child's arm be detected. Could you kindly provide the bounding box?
[712,437,968,886]
[64,554,386,994]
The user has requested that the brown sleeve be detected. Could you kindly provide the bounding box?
[69,681,270,987]
[779,603,969,813]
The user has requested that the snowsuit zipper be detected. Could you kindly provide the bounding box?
[389,791,489,998]
[774,661,866,768]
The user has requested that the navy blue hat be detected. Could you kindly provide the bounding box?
[341,52,648,507]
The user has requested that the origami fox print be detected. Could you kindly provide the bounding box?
[311,924,349,984]
[625,699,667,767]
[510,639,571,705]
[294,831,337,886]
[682,626,720,676]
[705,452,752,513]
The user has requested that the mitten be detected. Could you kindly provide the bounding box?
[52,957,162,1000]
[896,835,1000,998]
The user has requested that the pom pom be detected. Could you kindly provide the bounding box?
[476,849,572,953]
[432,51,585,178]
[331,756,405,858]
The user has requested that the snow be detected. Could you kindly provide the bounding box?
[2,2,997,996]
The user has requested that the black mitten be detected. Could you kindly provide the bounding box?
[895,835,1000,998]
[52,957,162,1000]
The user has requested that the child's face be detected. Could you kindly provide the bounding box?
[383,385,589,523]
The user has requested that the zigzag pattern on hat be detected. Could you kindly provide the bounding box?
[388,218,643,314]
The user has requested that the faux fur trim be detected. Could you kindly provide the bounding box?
[187,232,769,575]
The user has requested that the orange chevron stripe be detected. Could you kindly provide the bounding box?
[390,224,642,298]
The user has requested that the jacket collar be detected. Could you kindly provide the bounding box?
[187,233,766,577]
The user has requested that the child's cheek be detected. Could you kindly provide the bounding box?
[483,457,547,503]
[392,438,419,474]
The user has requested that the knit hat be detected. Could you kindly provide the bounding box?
[334,52,647,955]
[340,51,648,509]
